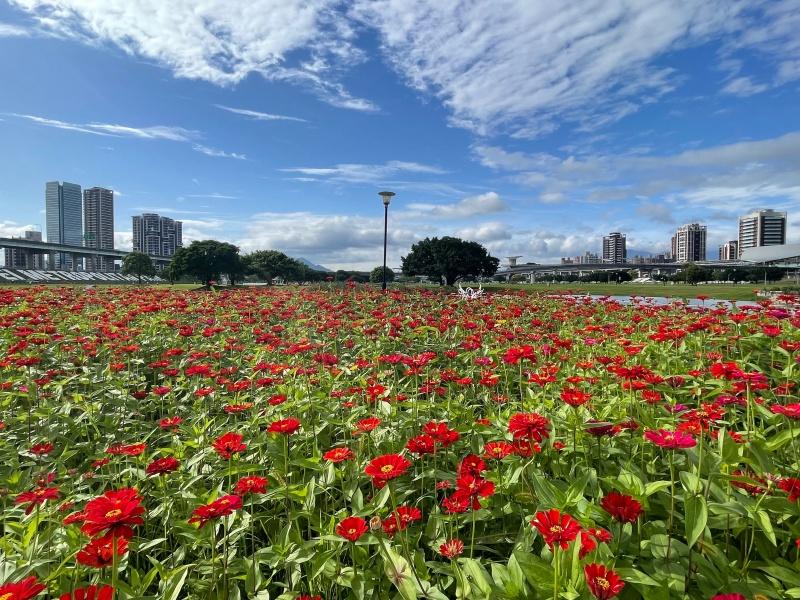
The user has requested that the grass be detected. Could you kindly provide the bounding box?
[480,281,798,301]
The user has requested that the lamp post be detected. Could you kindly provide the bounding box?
[379,191,395,290]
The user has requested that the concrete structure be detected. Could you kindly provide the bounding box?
[132,213,183,258]
[671,223,707,263]
[719,240,738,261]
[0,236,172,269]
[602,232,626,263]
[46,181,82,269]
[3,231,44,269]
[738,209,787,257]
[740,243,800,266]
[83,187,115,272]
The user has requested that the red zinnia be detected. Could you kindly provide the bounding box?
[355,417,381,433]
[600,491,642,523]
[106,443,147,456]
[560,388,591,407]
[406,435,436,455]
[145,456,180,476]
[364,454,412,483]
[382,505,422,536]
[439,538,465,559]
[644,429,696,449]
[81,488,145,539]
[234,476,268,496]
[77,534,129,568]
[268,418,301,435]
[0,576,46,600]
[530,509,582,550]
[779,477,800,502]
[15,486,60,514]
[711,596,747,600]
[59,585,114,600]
[336,516,368,541]
[188,495,243,528]
[159,416,183,430]
[323,447,354,463]
[584,563,625,600]
[483,441,514,460]
[508,412,551,442]
[212,432,247,459]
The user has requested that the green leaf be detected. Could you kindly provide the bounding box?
[162,565,191,600]
[461,558,494,598]
[754,510,777,546]
[615,567,659,586]
[684,495,707,548]
[382,545,416,600]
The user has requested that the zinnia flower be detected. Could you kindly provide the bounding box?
[81,488,145,539]
[77,534,129,568]
[644,429,696,449]
[483,441,514,460]
[188,495,243,528]
[508,412,551,442]
[145,456,180,476]
[584,563,625,600]
[15,486,60,514]
[778,477,800,502]
[212,432,247,459]
[560,388,591,407]
[439,538,465,559]
[59,585,114,600]
[530,509,582,550]
[600,491,642,523]
[336,516,368,541]
[267,418,301,435]
[323,447,354,463]
[364,454,412,484]
[234,476,268,496]
[0,576,46,600]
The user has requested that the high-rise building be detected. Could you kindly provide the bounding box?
[719,240,738,261]
[602,232,626,263]
[132,213,183,258]
[3,231,44,269]
[671,223,707,263]
[83,187,115,271]
[46,181,82,270]
[738,209,787,257]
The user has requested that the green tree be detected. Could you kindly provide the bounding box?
[121,251,155,284]
[679,263,711,285]
[169,240,242,287]
[244,250,306,283]
[401,236,500,286]
[369,266,395,284]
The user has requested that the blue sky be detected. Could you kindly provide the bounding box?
[0,0,798,270]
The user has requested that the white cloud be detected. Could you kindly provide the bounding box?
[455,221,512,243]
[114,230,132,251]
[406,192,507,219]
[281,160,447,183]
[192,144,247,160]
[215,105,307,123]
[10,0,376,111]
[0,220,38,237]
[11,113,198,141]
[636,201,676,225]
[721,76,768,96]
[0,21,29,36]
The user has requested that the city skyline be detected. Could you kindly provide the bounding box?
[1,1,799,270]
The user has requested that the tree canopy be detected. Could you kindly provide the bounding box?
[121,252,155,284]
[369,266,395,284]
[244,250,309,283]
[168,240,243,287]
[402,236,500,285]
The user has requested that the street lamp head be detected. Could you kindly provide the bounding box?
[379,191,395,206]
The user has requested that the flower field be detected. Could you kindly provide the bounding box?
[1,285,799,600]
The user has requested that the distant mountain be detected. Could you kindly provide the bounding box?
[296,257,332,272]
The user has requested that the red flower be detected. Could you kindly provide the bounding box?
[234,476,268,496]
[779,477,800,502]
[382,505,422,536]
[483,441,514,460]
[584,563,625,600]
[364,454,412,484]
[145,456,180,476]
[508,412,551,442]
[15,486,60,514]
[441,493,471,514]
[159,416,183,430]
[30,442,54,455]
[323,447,354,463]
[336,516,368,541]
[0,576,46,600]
[406,435,436,455]
[106,443,147,456]
[560,388,591,407]
[455,474,495,508]
[355,417,381,433]
[59,585,114,600]
[600,491,642,523]
[267,418,301,435]
[438,538,464,559]
[212,432,247,459]
[644,429,696,449]
[530,509,582,550]
[81,488,145,539]
[77,534,129,568]
[188,495,243,528]
[711,596,747,600]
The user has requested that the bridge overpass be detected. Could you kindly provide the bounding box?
[498,260,754,280]
[0,236,172,269]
